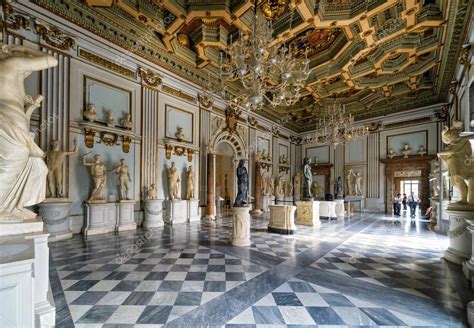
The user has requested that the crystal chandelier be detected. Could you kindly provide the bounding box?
[312,103,369,147]
[205,2,310,111]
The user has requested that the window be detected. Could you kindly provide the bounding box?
[400,180,419,196]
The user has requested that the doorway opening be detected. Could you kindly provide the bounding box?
[400,180,420,196]
[215,142,235,216]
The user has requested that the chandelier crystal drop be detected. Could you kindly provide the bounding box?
[205,7,310,111]
[312,103,369,147]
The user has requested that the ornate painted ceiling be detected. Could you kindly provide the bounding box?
[28,0,473,132]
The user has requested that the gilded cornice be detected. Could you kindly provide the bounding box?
[162,85,196,104]
[79,49,136,78]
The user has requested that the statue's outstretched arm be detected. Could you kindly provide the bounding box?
[8,49,58,71]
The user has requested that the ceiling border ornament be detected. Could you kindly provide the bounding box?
[34,19,76,51]
[79,49,136,78]
[162,85,196,104]
[139,68,162,88]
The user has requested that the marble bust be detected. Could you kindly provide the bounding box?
[84,104,97,122]
[106,110,115,127]
[0,44,58,221]
[302,157,313,200]
[438,121,474,204]
[167,162,180,200]
[121,113,133,129]
[82,152,109,202]
[175,126,185,142]
[234,159,249,207]
[401,144,412,158]
[387,148,396,159]
[45,138,78,198]
[113,159,132,200]
[417,145,427,157]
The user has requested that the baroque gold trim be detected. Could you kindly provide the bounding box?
[162,85,196,103]
[79,49,136,78]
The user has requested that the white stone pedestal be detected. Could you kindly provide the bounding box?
[443,208,473,264]
[83,202,117,237]
[187,199,200,222]
[0,219,44,237]
[262,196,275,213]
[38,199,73,241]
[345,196,365,212]
[231,206,251,247]
[144,199,163,229]
[319,201,337,219]
[462,225,474,287]
[468,301,474,326]
[117,200,137,232]
[335,199,345,218]
[296,201,320,226]
[164,200,187,225]
[268,205,296,234]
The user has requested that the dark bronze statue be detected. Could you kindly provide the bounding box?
[335,176,343,199]
[234,159,249,207]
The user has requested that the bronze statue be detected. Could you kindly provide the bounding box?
[234,159,248,207]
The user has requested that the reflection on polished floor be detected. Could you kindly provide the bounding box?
[49,213,471,327]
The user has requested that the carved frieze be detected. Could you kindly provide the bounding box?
[34,19,75,51]
[79,49,136,78]
[139,68,162,87]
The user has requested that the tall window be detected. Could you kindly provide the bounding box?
[400,180,419,196]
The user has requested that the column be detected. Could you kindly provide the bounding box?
[251,162,263,214]
[204,152,216,220]
[141,87,159,197]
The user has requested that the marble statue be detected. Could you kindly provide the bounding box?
[438,121,474,204]
[234,159,249,207]
[261,175,267,196]
[387,148,396,159]
[302,157,313,200]
[185,165,195,200]
[45,138,78,198]
[147,183,158,200]
[167,162,180,200]
[84,104,97,122]
[401,144,412,158]
[276,176,286,200]
[175,126,185,141]
[285,180,293,198]
[345,169,354,196]
[417,145,427,157]
[353,171,363,196]
[267,175,275,196]
[82,152,109,202]
[0,44,58,221]
[113,159,132,200]
[311,181,323,198]
[335,176,343,199]
[121,113,133,129]
[293,172,302,199]
[106,110,115,127]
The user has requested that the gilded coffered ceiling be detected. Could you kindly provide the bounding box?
[26,0,473,131]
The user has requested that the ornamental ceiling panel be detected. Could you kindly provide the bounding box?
[24,0,474,132]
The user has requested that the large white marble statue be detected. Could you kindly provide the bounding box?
[113,159,132,200]
[352,171,363,196]
[45,138,78,198]
[345,169,354,196]
[0,44,58,221]
[267,175,275,197]
[276,176,286,200]
[168,162,180,200]
[294,172,302,199]
[185,165,195,200]
[147,183,158,200]
[82,152,109,202]
[438,121,474,204]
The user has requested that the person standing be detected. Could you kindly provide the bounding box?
[402,193,407,211]
[408,192,418,218]
[393,193,401,216]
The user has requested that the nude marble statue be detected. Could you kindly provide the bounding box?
[293,172,302,199]
[0,44,58,221]
[45,138,78,198]
[148,183,158,200]
[353,171,363,196]
[113,159,132,200]
[185,165,195,200]
[82,152,109,202]
[438,121,474,204]
[168,162,180,200]
[345,169,354,196]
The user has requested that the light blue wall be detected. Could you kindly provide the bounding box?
[387,131,427,155]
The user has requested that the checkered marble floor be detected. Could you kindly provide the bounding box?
[49,213,470,327]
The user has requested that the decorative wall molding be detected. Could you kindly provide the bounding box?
[78,49,136,78]
[162,85,196,104]
[139,68,162,88]
[34,19,75,51]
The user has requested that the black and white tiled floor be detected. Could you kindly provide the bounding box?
[49,213,472,327]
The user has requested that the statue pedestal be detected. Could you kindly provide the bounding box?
[38,198,73,241]
[443,208,473,264]
[83,202,117,237]
[268,205,296,234]
[231,206,251,247]
[429,198,440,231]
[164,200,187,225]
[319,201,337,219]
[187,199,200,222]
[295,201,320,226]
[468,302,474,326]
[0,219,44,237]
[262,196,274,213]
[144,199,163,229]
[117,200,137,232]
[335,199,345,218]
[345,196,365,212]
[462,225,474,288]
